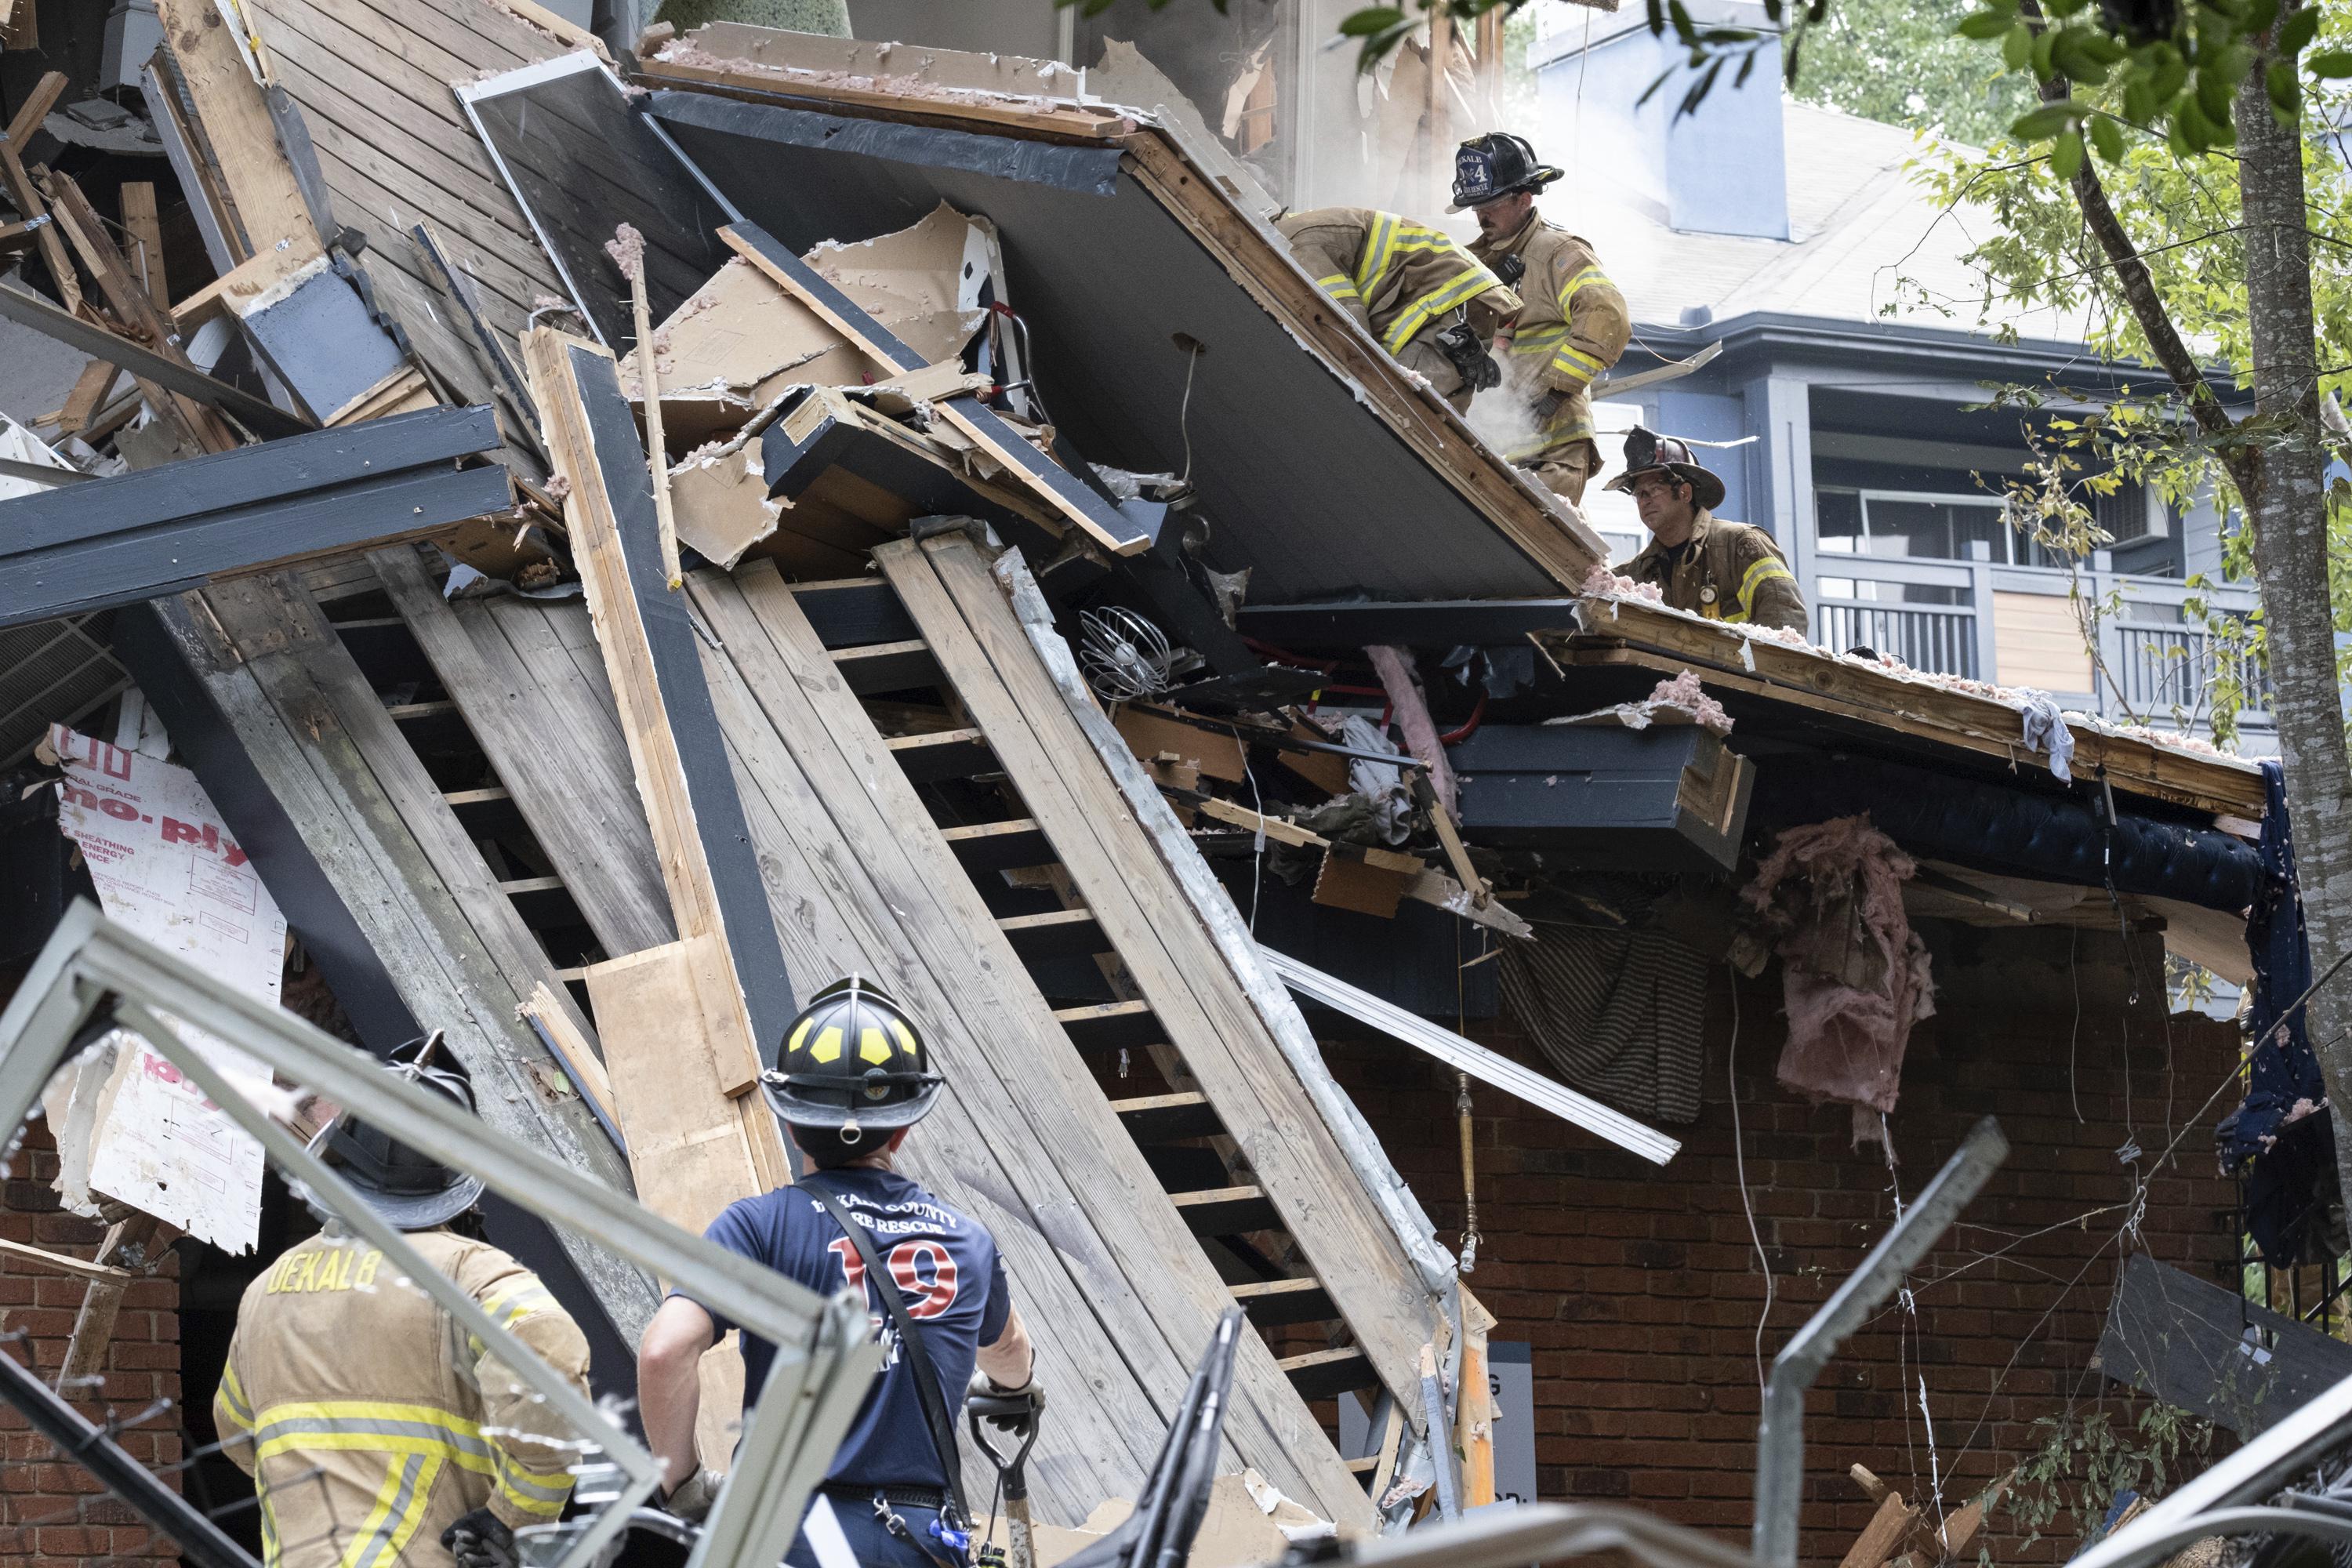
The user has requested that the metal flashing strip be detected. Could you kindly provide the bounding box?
[647,89,1125,195]
[0,406,511,630]
[0,905,877,1568]
[1257,944,1681,1167]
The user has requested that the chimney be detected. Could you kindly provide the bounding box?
[1531,0,1789,241]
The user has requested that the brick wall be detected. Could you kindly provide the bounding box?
[1,1120,183,1563]
[1325,924,2241,1565]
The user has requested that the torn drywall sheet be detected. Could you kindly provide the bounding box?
[44,722,279,1252]
[802,201,993,368]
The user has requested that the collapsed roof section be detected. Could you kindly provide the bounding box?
[472,24,1610,603]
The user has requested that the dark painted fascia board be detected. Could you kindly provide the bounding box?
[1625,310,2250,404]
[0,407,510,630]
[0,406,499,546]
[648,89,1123,193]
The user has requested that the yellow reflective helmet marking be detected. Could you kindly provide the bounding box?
[808,1025,843,1065]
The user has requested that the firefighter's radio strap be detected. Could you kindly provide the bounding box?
[803,1179,970,1529]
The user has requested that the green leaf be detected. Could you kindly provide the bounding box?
[2076,31,2126,65]
[2195,64,2235,119]
[2307,49,2352,77]
[2058,36,2114,87]
[2051,125,2085,176]
[2241,0,2279,36]
[2213,42,2256,85]
[2269,57,2300,105]
[2089,113,2125,161]
[2175,94,2214,151]
[2044,0,2086,14]
[2032,24,2060,77]
[2150,50,2189,99]
[1958,8,2013,38]
[2003,21,2035,69]
[1338,5,1405,34]
[2011,99,2084,137]
[2123,74,2157,121]
[2278,5,2321,54]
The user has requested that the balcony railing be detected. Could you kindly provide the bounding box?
[2111,620,2273,719]
[1806,550,2268,732]
[1815,601,1980,679]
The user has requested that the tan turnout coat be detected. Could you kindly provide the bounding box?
[214,1229,591,1568]
[1623,510,1809,634]
[1468,210,1632,466]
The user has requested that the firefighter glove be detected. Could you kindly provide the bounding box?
[967,1371,1044,1439]
[441,1508,518,1568]
[1433,320,1501,394]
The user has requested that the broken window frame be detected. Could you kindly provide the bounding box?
[456,53,744,351]
[0,900,880,1568]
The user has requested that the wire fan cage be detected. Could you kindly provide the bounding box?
[1078,606,1174,702]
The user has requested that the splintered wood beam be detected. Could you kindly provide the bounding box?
[0,1236,133,1285]
[718,221,1150,557]
[41,167,235,454]
[524,328,800,1114]
[58,1215,162,1386]
[0,133,78,315]
[5,69,66,147]
[118,182,166,305]
[154,0,318,257]
[0,280,310,441]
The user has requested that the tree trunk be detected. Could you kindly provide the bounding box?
[2237,13,2352,1191]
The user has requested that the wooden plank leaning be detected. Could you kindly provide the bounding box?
[885,535,1441,1419]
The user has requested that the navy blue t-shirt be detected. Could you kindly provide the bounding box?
[690,1167,1009,1489]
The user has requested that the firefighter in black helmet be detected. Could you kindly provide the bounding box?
[213,1036,593,1568]
[1457,130,1633,506]
[637,978,1039,1568]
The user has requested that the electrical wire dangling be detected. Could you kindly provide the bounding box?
[1077,605,1174,703]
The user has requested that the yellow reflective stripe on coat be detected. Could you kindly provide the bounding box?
[1560,264,1612,305]
[1315,272,1360,301]
[1506,322,1569,354]
[466,1279,560,1358]
[1549,340,1606,384]
[1381,266,1497,355]
[494,1449,576,1518]
[1352,212,1399,293]
[217,1364,256,1432]
[1725,555,1796,624]
[341,1450,442,1568]
[249,1398,499,1475]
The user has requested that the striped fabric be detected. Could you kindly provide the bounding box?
[1497,924,1706,1124]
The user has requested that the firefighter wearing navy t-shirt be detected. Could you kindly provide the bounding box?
[637,976,1038,1567]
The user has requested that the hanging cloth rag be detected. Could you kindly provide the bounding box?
[2015,688,2076,783]
[1738,814,1936,1142]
